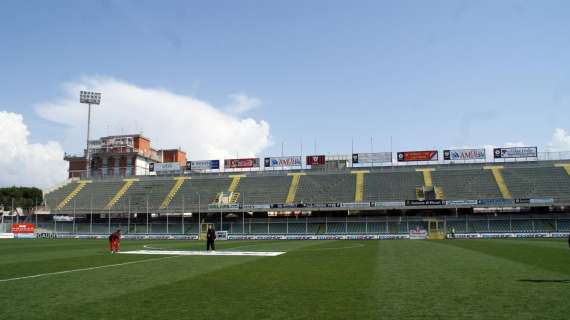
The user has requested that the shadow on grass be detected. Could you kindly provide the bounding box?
[518,279,570,283]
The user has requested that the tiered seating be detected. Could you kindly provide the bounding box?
[364,171,422,201]
[171,177,231,211]
[119,179,174,212]
[432,169,501,200]
[502,167,570,202]
[296,173,354,203]
[44,182,80,209]
[57,180,124,212]
[44,161,570,213]
[234,176,290,204]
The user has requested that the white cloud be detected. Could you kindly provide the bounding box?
[0,111,67,188]
[35,77,271,161]
[226,93,262,114]
[547,128,570,152]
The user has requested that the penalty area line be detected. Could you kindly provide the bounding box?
[0,255,179,283]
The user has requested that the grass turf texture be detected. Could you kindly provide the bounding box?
[1,239,569,320]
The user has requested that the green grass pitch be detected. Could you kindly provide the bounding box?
[1,238,570,319]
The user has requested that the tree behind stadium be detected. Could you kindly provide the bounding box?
[0,187,43,212]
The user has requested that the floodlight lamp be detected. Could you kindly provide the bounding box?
[80,91,102,105]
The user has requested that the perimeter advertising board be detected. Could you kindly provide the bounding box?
[264,156,302,167]
[187,160,220,170]
[493,147,538,159]
[224,158,260,169]
[306,155,325,166]
[443,149,486,161]
[11,223,35,234]
[351,152,392,164]
[397,150,438,162]
[150,162,181,173]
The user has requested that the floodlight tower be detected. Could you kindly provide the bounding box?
[79,91,102,178]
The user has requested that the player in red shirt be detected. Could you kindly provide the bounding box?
[109,229,121,254]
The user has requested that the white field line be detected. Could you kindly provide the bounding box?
[144,242,364,252]
[121,250,286,257]
[143,242,273,252]
[0,256,179,283]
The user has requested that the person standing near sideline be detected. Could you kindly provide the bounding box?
[206,225,216,251]
[109,229,121,254]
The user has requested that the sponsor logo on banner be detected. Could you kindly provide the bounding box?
[397,151,438,162]
[405,200,445,206]
[514,198,531,204]
[242,204,271,209]
[0,233,15,239]
[264,156,302,167]
[224,158,260,169]
[477,199,514,206]
[445,200,478,206]
[493,147,538,159]
[443,149,486,161]
[529,198,554,204]
[187,160,220,170]
[152,162,181,172]
[11,223,35,234]
[409,228,428,240]
[340,202,372,208]
[306,155,325,165]
[352,152,392,164]
[374,201,406,208]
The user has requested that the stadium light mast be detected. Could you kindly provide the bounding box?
[80,91,102,178]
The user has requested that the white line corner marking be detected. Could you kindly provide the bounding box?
[121,250,287,257]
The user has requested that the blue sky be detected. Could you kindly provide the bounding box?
[1,0,570,165]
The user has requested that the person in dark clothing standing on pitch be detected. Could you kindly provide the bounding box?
[206,225,216,251]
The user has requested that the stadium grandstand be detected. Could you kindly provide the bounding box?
[5,135,565,239]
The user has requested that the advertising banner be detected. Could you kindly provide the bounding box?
[493,147,538,159]
[340,202,372,208]
[374,201,406,208]
[409,228,428,240]
[445,200,478,206]
[11,223,35,234]
[405,200,445,206]
[224,158,260,169]
[477,199,514,206]
[443,149,486,161]
[397,150,438,162]
[264,156,302,167]
[306,155,325,166]
[151,162,181,172]
[351,152,392,164]
[187,160,220,170]
[529,198,554,205]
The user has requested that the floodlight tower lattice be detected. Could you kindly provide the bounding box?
[79,91,101,178]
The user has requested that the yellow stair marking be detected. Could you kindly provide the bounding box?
[160,177,191,209]
[228,175,245,193]
[554,163,570,176]
[415,169,445,199]
[230,192,240,203]
[416,187,424,200]
[434,186,445,200]
[351,170,369,202]
[484,166,511,199]
[416,168,435,187]
[56,180,92,210]
[286,173,306,204]
[105,179,139,210]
